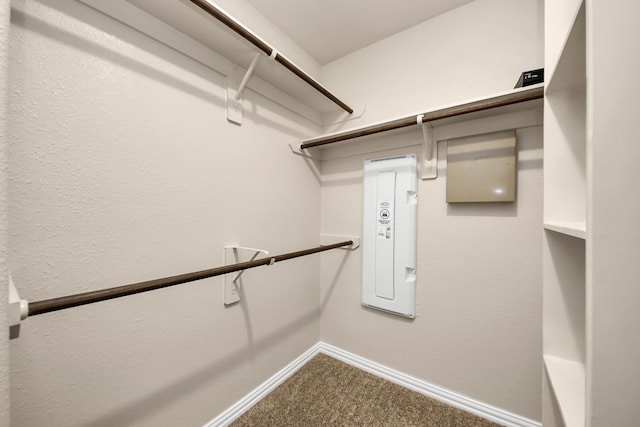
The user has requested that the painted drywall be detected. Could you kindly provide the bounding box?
[8,0,546,424]
[8,0,323,426]
[318,0,543,421]
[195,0,321,79]
[321,0,544,131]
[0,1,10,426]
[588,0,640,424]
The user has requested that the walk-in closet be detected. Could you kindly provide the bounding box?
[1,0,638,426]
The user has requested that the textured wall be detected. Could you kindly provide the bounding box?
[8,0,546,425]
[8,0,321,426]
[0,0,10,426]
[197,0,321,79]
[321,0,544,131]
[588,0,640,424]
[318,0,543,421]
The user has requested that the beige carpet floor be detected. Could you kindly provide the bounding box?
[232,353,503,426]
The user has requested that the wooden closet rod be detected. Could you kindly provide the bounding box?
[300,86,544,149]
[189,0,354,114]
[27,240,353,317]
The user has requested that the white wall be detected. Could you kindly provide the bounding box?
[198,0,321,79]
[0,1,10,426]
[8,0,322,426]
[318,0,543,421]
[588,0,640,424]
[321,0,544,130]
[8,0,546,424]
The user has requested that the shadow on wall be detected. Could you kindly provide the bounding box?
[10,5,226,108]
[322,249,414,323]
[445,128,542,218]
[316,124,542,221]
[321,250,351,311]
[446,202,518,218]
[75,251,352,426]
[81,306,320,427]
[12,0,318,141]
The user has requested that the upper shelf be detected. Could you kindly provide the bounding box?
[546,1,585,94]
[300,85,544,150]
[125,0,353,114]
[544,221,586,239]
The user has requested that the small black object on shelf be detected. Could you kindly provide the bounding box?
[514,68,544,88]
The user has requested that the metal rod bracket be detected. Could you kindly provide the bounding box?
[417,115,438,180]
[9,275,29,339]
[226,65,243,125]
[227,52,263,124]
[235,52,261,100]
[320,235,360,250]
[223,246,269,306]
[26,240,353,317]
[288,143,317,159]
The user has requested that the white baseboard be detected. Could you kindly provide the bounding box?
[317,342,541,427]
[205,342,541,427]
[204,343,323,427]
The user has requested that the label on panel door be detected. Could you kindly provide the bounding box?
[362,154,417,318]
[375,172,396,300]
[377,201,393,240]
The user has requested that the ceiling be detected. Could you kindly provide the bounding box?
[244,0,475,64]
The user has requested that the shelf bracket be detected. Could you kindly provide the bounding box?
[418,115,438,180]
[235,52,261,101]
[227,52,261,125]
[8,274,29,339]
[288,143,318,159]
[223,245,269,306]
[226,66,243,125]
[320,235,360,250]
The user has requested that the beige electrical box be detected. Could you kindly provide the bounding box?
[446,130,516,203]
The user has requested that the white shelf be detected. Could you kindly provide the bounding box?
[78,0,350,116]
[128,0,350,114]
[544,221,586,239]
[546,1,586,94]
[543,87,586,226]
[301,84,544,150]
[543,355,585,427]
[544,0,584,86]
[543,233,586,364]
[544,1,640,425]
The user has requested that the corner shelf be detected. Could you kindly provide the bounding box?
[543,355,586,427]
[115,0,352,114]
[544,221,586,239]
[543,2,587,424]
[543,87,586,227]
[300,84,544,150]
[546,1,586,94]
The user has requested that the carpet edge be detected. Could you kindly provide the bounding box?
[317,342,541,427]
[203,341,541,427]
[204,342,323,427]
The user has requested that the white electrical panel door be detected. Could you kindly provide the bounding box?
[362,155,418,318]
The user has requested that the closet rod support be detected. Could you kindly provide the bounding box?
[24,240,354,318]
[417,115,434,161]
[228,246,269,283]
[235,53,261,100]
[299,85,543,149]
[189,0,353,114]
[9,275,28,331]
[418,115,437,180]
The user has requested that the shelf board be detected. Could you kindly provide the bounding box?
[125,0,350,114]
[546,1,585,94]
[543,355,585,427]
[301,84,543,149]
[544,221,586,239]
